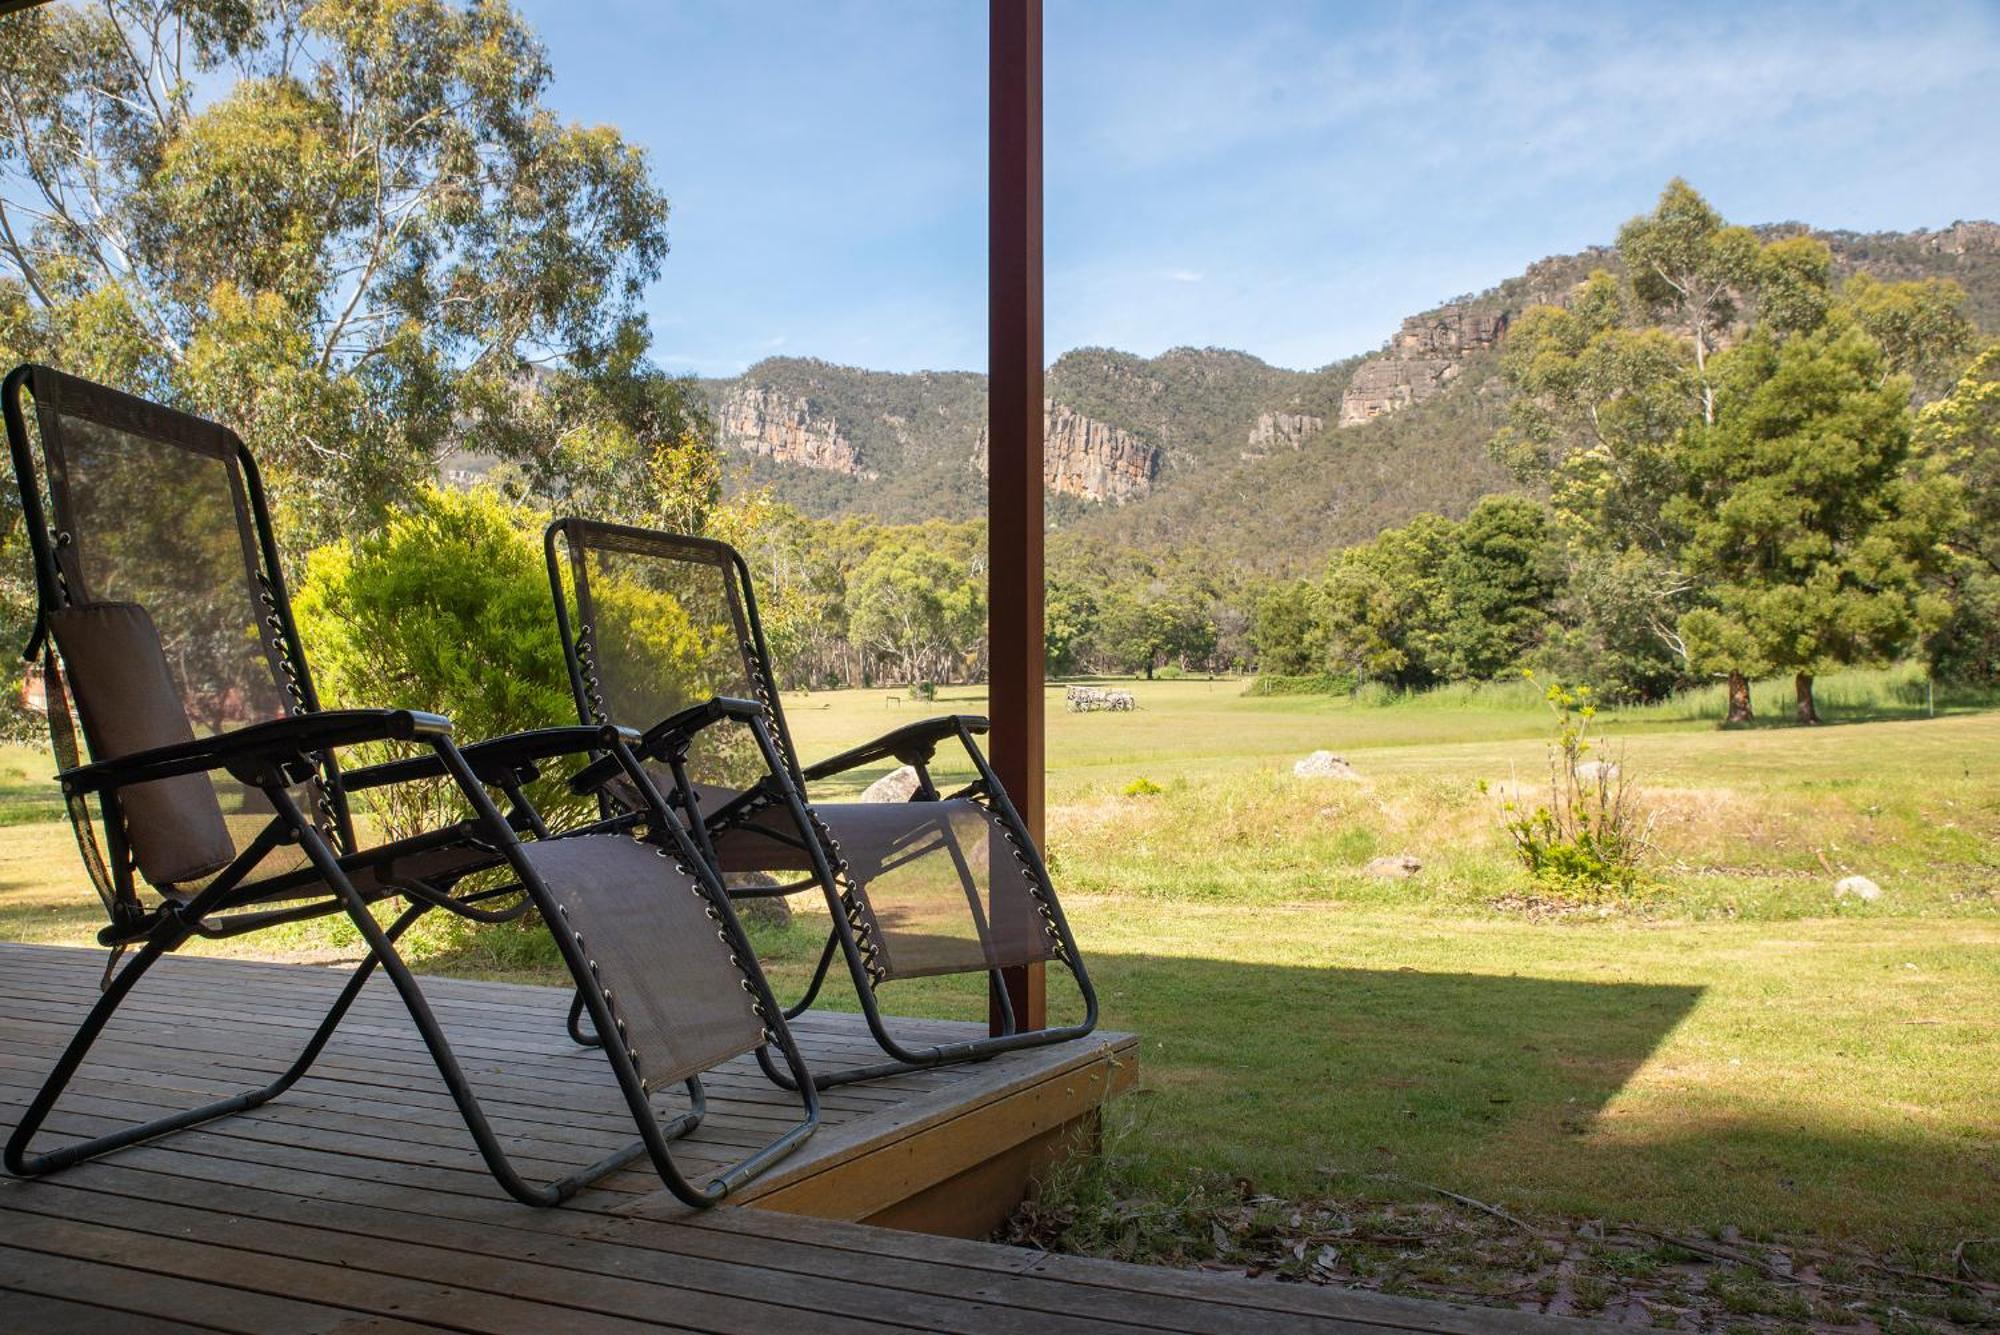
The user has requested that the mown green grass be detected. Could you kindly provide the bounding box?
[0,742,66,828]
[1,670,1994,1257]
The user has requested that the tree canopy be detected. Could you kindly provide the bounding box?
[0,0,705,546]
[1670,324,1956,721]
[1495,179,1978,721]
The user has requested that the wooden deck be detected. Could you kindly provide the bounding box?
[0,943,1599,1332]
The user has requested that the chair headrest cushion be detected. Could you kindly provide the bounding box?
[48,602,234,889]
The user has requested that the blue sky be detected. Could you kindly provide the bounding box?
[518,0,2000,378]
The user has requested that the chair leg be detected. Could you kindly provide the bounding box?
[4,906,396,1179]
[752,935,1104,1087]
[781,927,840,1020]
[566,987,602,1047]
[743,761,1100,1090]
[273,807,701,1209]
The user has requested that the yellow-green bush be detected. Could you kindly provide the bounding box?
[293,486,576,838]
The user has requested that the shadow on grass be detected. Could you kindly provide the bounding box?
[406,929,1709,1205]
[1090,951,1699,1163]
[1076,952,1988,1243]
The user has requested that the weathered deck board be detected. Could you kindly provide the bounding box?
[0,943,1602,1332]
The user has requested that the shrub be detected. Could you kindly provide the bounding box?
[1495,678,1653,896]
[1122,776,1164,797]
[1350,681,1401,708]
[294,486,578,839]
[1242,671,1357,697]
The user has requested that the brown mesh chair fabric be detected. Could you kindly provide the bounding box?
[523,833,767,1089]
[807,799,1059,981]
[13,369,512,920]
[25,370,323,901]
[45,601,234,887]
[554,525,776,792]
[553,521,1060,984]
[706,797,1059,979]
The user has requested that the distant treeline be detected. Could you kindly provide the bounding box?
[734,511,1231,690]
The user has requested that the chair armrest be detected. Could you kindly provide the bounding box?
[57,709,452,797]
[567,697,767,796]
[800,714,989,782]
[344,725,639,791]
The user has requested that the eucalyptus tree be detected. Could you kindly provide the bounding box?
[1500,180,1974,723]
[1616,178,1760,428]
[0,0,704,548]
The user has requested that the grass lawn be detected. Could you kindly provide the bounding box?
[780,677,2000,1250]
[1,673,1994,1317]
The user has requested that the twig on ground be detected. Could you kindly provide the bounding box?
[1626,1226,1801,1283]
[1396,1178,1553,1241]
[1856,1257,1995,1294]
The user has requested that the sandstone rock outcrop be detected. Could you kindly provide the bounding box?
[1244,411,1324,455]
[972,401,1160,504]
[1924,220,2000,255]
[1339,305,1508,428]
[719,383,872,477]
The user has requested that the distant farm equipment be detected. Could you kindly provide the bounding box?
[1066,685,1136,713]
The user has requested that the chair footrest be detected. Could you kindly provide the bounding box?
[520,834,766,1091]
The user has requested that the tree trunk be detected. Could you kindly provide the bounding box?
[1724,670,1754,725]
[1795,672,1820,726]
[1694,331,1716,427]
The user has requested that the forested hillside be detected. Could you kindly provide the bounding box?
[701,219,2000,577]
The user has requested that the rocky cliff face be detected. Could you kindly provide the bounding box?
[1338,305,1507,428]
[1923,220,2000,256]
[1243,411,1324,457]
[719,382,873,478]
[690,219,1995,528]
[971,401,1161,503]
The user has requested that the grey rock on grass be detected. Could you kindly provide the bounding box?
[1294,751,1362,780]
[1833,875,1883,903]
[861,764,922,803]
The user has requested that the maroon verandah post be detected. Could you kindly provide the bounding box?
[988,0,1048,1036]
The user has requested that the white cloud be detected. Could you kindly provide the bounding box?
[1034,0,2000,369]
[1064,0,1999,186]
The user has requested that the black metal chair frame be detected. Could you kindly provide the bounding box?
[545,517,1098,1090]
[2,366,818,1207]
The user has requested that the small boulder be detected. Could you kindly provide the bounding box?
[861,764,922,803]
[1574,760,1620,784]
[1833,874,1883,903]
[731,878,795,927]
[1294,751,1362,781]
[1364,854,1422,878]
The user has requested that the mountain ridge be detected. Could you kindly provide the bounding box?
[699,218,2000,569]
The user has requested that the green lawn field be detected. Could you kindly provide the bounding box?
[779,677,2000,1252]
[1,674,1994,1309]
